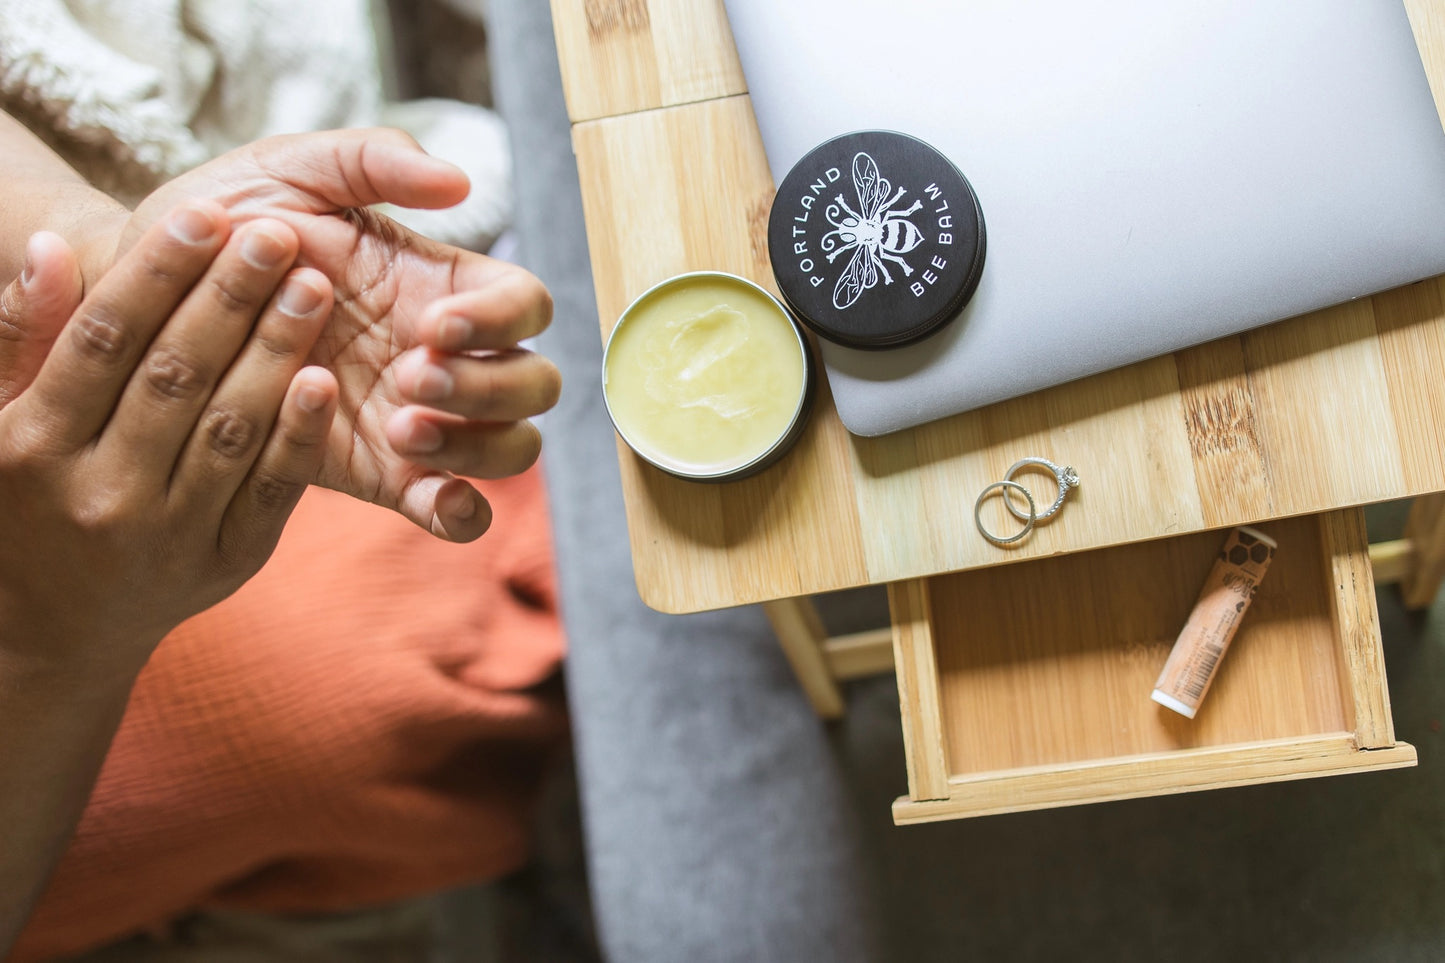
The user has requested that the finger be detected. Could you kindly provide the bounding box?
[0,232,83,408]
[395,347,561,421]
[171,268,333,513]
[96,219,300,483]
[413,266,554,352]
[218,366,338,568]
[399,472,493,543]
[385,407,543,478]
[246,127,470,212]
[17,202,230,447]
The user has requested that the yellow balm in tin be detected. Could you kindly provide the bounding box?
[603,272,814,481]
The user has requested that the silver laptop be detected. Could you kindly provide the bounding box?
[727,0,1445,436]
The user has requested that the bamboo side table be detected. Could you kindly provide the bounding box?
[551,0,1443,820]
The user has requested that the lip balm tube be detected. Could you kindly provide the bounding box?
[1151,526,1278,719]
[602,272,815,482]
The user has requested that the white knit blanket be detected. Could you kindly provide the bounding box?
[0,0,510,250]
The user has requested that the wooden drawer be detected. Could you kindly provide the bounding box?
[888,508,1415,825]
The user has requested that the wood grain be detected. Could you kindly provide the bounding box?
[1239,301,1406,514]
[882,510,1411,822]
[572,97,869,611]
[761,597,844,719]
[557,1,1445,613]
[1319,510,1395,748]
[1174,338,1276,526]
[1372,278,1445,489]
[891,736,1417,824]
[550,0,746,122]
[887,579,950,801]
[1369,539,1417,586]
[772,539,1420,684]
[1403,492,1445,608]
[926,515,1351,776]
[823,628,896,681]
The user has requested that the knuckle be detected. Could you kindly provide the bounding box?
[202,407,261,460]
[248,469,304,514]
[207,273,259,315]
[69,489,130,535]
[212,545,267,585]
[140,249,189,288]
[281,416,326,455]
[70,306,133,362]
[251,322,302,360]
[0,420,54,469]
[142,348,209,401]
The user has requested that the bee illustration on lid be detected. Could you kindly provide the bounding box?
[819,151,926,310]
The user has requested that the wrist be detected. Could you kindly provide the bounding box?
[0,609,157,693]
[0,644,144,707]
[64,204,130,295]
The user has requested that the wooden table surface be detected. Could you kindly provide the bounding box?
[553,0,1445,615]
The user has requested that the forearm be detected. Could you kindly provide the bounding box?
[0,649,141,958]
[0,111,128,290]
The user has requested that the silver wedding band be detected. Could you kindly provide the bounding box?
[975,480,1037,545]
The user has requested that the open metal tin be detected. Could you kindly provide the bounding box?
[601,271,816,482]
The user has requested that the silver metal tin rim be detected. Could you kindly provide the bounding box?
[601,270,816,483]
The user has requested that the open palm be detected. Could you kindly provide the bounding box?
[122,129,558,541]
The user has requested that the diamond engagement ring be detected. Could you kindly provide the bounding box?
[1002,457,1080,522]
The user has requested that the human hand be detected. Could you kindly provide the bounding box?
[0,202,339,674]
[111,129,560,542]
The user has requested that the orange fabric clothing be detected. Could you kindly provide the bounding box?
[13,467,566,962]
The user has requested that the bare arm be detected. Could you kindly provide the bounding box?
[0,656,139,952]
[0,112,128,290]
[0,209,337,957]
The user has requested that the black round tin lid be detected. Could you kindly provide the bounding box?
[767,130,986,350]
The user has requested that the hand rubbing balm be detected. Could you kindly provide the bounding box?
[1151,526,1278,719]
[603,272,814,481]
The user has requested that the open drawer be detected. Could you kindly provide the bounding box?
[888,508,1416,825]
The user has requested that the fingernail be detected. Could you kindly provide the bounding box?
[296,383,329,412]
[241,229,287,269]
[413,363,454,402]
[279,278,324,317]
[438,315,472,350]
[168,207,217,245]
[19,245,34,288]
[407,420,444,453]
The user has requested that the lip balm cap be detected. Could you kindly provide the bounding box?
[1151,688,1199,719]
[767,129,986,350]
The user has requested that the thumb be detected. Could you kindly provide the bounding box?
[245,127,472,213]
[0,232,82,409]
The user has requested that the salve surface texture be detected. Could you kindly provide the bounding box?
[605,277,806,474]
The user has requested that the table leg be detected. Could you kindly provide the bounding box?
[761,598,846,719]
[1402,493,1445,610]
[886,579,951,802]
